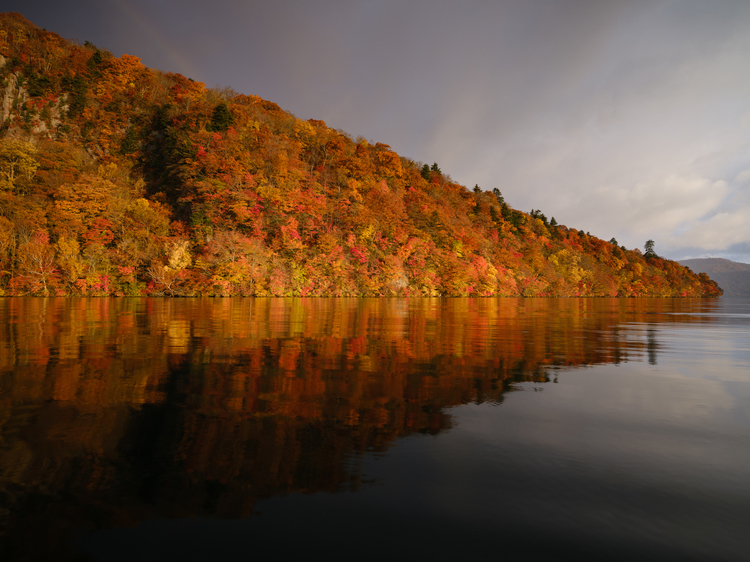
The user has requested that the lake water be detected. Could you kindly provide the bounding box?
[1,297,749,561]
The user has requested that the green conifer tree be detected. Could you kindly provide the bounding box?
[208,102,234,132]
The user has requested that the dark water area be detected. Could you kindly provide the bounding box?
[1,297,749,561]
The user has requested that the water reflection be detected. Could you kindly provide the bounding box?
[0,297,729,559]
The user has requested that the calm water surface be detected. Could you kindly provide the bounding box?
[1,297,749,561]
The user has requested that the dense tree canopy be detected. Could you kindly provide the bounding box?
[0,12,723,297]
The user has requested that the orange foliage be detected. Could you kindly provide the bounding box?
[0,13,724,298]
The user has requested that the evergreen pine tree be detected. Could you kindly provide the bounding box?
[644,239,657,258]
[208,102,234,132]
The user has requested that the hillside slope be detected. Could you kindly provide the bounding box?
[679,258,750,297]
[0,13,722,297]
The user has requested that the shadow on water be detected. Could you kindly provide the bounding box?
[0,297,734,560]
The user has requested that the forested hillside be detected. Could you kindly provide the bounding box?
[679,258,750,297]
[0,13,722,297]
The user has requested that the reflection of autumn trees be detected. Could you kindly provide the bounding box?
[1,297,720,404]
[0,297,723,558]
[0,298,718,475]
[0,13,723,297]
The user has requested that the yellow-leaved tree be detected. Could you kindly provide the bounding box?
[0,140,39,192]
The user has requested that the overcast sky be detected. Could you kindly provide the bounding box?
[8,0,750,263]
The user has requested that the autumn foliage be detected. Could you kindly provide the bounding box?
[0,13,722,297]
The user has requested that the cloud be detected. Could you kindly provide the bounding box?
[735,169,750,184]
[430,1,750,261]
[671,208,750,251]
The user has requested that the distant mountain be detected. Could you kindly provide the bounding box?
[0,12,723,297]
[678,258,750,297]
